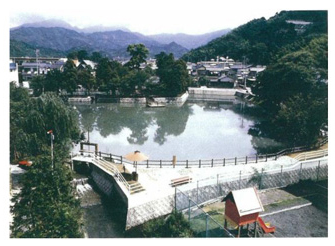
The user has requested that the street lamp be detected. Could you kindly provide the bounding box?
[47,130,54,169]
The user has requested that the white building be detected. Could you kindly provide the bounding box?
[9,60,19,86]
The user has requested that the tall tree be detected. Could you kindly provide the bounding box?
[63,59,78,94]
[126,44,149,70]
[10,157,84,238]
[10,89,81,162]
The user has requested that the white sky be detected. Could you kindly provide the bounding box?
[8,0,332,35]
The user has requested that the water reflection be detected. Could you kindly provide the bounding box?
[75,99,284,159]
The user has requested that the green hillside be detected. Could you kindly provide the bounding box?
[182,11,327,65]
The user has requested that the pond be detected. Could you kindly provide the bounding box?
[74,97,284,160]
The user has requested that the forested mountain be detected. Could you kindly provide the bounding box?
[148,29,231,49]
[10,26,188,58]
[182,11,328,64]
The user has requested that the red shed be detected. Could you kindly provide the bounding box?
[222,187,264,237]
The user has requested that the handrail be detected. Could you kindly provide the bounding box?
[78,136,328,169]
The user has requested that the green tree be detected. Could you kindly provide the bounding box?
[156,52,191,96]
[44,69,63,94]
[77,50,89,61]
[10,90,81,162]
[63,59,78,94]
[90,51,103,63]
[10,157,84,238]
[30,75,45,96]
[77,67,96,94]
[126,44,149,70]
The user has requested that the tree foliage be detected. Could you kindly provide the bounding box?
[10,86,81,162]
[134,211,194,237]
[126,44,149,70]
[251,35,328,146]
[10,157,84,238]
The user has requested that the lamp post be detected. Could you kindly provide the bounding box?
[47,130,54,169]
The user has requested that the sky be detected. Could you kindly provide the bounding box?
[7,0,332,35]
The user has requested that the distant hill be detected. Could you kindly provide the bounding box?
[148,29,231,49]
[10,39,66,57]
[10,26,188,58]
[182,10,328,64]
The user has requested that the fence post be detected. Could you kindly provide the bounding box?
[239,170,242,189]
[211,159,214,167]
[174,187,177,211]
[99,151,101,158]
[121,156,123,164]
[186,160,188,168]
[259,168,264,190]
[160,160,162,168]
[246,156,248,164]
[146,160,149,168]
[265,154,267,162]
[188,196,191,222]
[275,154,277,161]
[217,174,220,197]
[199,160,201,168]
[197,181,199,204]
[280,165,284,187]
[235,157,237,165]
[223,158,225,167]
[256,155,258,163]
[205,214,209,237]
[317,161,320,181]
[110,154,112,161]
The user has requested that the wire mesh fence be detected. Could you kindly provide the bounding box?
[175,158,328,237]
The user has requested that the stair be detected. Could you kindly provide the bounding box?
[130,182,145,194]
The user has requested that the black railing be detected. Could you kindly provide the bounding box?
[79,137,328,169]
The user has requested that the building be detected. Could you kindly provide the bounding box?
[9,60,19,86]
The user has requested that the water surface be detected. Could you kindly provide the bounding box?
[74,99,283,160]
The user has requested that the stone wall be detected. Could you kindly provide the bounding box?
[119,92,189,106]
[125,195,174,229]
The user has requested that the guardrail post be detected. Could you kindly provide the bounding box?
[99,151,101,158]
[256,155,258,163]
[265,154,267,162]
[275,154,277,161]
[110,154,112,161]
[223,158,225,166]
[211,159,213,167]
[199,160,201,168]
[146,160,149,168]
[160,160,162,168]
[245,156,248,164]
[235,157,237,165]
[299,163,303,180]
[186,160,188,168]
[121,156,123,164]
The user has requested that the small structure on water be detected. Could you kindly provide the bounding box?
[222,187,275,237]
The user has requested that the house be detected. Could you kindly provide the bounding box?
[248,66,266,82]
[21,62,52,81]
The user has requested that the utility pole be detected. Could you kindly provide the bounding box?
[47,130,54,169]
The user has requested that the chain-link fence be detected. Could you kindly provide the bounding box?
[175,158,328,237]
[175,188,234,237]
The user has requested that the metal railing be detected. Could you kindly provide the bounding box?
[294,149,328,161]
[78,137,328,169]
[91,157,139,194]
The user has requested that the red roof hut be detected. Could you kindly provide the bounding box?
[222,187,275,237]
